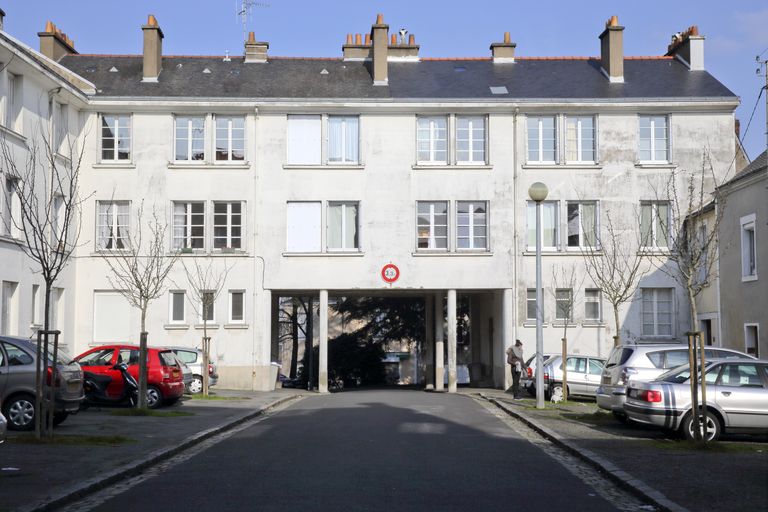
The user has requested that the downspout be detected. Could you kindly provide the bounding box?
[714,196,723,347]
[512,106,519,350]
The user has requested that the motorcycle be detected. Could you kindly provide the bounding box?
[82,362,139,408]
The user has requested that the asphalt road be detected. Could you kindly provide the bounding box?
[82,390,621,512]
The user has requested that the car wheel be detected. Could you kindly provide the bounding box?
[53,412,69,426]
[4,394,36,431]
[188,376,203,394]
[681,410,721,442]
[146,386,163,409]
[612,411,630,424]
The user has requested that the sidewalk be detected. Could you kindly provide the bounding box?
[469,389,768,512]
[0,389,303,512]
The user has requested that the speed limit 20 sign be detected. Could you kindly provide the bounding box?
[381,263,400,284]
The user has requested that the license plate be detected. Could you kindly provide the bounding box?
[67,380,81,393]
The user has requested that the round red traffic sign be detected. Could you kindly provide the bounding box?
[381,263,400,284]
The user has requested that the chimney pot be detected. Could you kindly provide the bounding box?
[45,20,55,32]
[665,25,705,70]
[355,33,362,45]
[599,15,624,82]
[504,32,511,43]
[248,31,256,43]
[365,34,371,45]
[346,33,353,44]
[409,34,415,45]
[38,20,77,61]
[376,14,384,25]
[391,34,397,45]
[147,14,158,26]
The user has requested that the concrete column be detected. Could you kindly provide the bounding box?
[434,291,444,391]
[447,289,458,393]
[254,289,272,391]
[502,288,514,389]
[318,290,329,393]
[424,295,435,390]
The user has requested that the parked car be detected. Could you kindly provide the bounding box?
[541,355,606,399]
[596,343,755,421]
[0,335,84,431]
[624,358,768,441]
[171,354,193,394]
[0,411,6,443]
[167,347,218,394]
[521,353,556,396]
[73,345,184,409]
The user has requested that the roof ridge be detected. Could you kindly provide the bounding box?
[67,54,674,61]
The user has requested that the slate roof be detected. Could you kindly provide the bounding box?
[57,54,737,101]
[721,150,767,189]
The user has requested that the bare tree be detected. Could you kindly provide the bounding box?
[99,202,178,409]
[550,263,584,401]
[174,258,234,396]
[580,211,649,347]
[0,121,88,438]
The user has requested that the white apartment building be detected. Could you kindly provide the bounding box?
[0,13,740,392]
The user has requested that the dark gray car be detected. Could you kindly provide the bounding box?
[0,336,84,431]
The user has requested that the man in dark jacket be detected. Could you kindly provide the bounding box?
[506,340,524,399]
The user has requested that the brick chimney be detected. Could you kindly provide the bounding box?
[388,30,419,61]
[490,32,516,63]
[142,15,163,82]
[665,26,704,71]
[38,21,78,61]
[370,14,389,86]
[599,15,624,83]
[342,33,371,61]
[244,31,269,63]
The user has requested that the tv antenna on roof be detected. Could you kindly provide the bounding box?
[237,0,270,43]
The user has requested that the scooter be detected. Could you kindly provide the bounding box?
[82,362,139,408]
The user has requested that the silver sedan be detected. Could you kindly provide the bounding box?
[624,358,768,441]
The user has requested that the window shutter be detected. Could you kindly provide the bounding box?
[286,202,321,252]
[287,115,321,165]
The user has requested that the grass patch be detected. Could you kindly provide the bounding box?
[187,394,249,401]
[109,408,194,417]
[9,434,135,446]
[650,439,766,453]
[562,411,617,425]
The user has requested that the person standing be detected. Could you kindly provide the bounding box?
[506,340,525,399]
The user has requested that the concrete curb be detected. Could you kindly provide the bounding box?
[479,393,689,512]
[19,394,303,512]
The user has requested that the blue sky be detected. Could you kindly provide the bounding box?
[5,0,767,160]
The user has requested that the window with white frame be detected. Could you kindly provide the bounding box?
[456,116,486,164]
[744,324,759,358]
[213,202,243,250]
[286,201,321,252]
[199,291,215,323]
[555,289,573,321]
[172,202,205,250]
[175,116,205,161]
[741,214,757,279]
[567,201,597,248]
[215,116,245,161]
[526,288,542,321]
[526,201,559,250]
[640,201,670,249]
[642,288,673,337]
[328,116,359,164]
[639,116,669,162]
[229,290,245,324]
[327,202,359,251]
[96,201,129,250]
[527,116,556,163]
[585,288,601,321]
[416,116,448,164]
[417,201,448,250]
[565,116,595,163]
[456,201,487,250]
[169,291,185,324]
[54,102,68,153]
[51,195,65,248]
[101,114,131,161]
[286,115,321,165]
[31,284,41,326]
[6,73,22,131]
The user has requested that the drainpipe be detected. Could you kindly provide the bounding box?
[512,107,519,354]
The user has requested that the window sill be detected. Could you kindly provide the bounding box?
[638,249,672,256]
[282,251,364,257]
[521,163,601,170]
[30,323,43,331]
[194,324,220,330]
[93,162,136,169]
[411,164,492,170]
[224,323,249,330]
[0,124,26,144]
[282,164,364,170]
[164,324,190,330]
[523,322,548,328]
[411,251,493,257]
[168,162,251,169]
[523,250,572,256]
[91,250,132,256]
[0,234,23,245]
[635,162,676,169]
[582,322,605,328]
[741,274,758,283]
[552,322,578,328]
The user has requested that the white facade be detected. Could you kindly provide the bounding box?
[0,19,740,391]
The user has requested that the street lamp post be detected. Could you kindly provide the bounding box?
[528,182,548,409]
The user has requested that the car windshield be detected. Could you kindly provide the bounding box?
[605,348,633,368]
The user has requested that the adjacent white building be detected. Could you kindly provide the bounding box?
[0,13,743,392]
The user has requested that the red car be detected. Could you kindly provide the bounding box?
[74,345,185,408]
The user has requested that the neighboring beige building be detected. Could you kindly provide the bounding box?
[716,151,767,357]
[0,12,747,393]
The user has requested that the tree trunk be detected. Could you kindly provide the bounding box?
[290,300,299,379]
[612,304,621,346]
[561,337,568,402]
[34,284,52,439]
[138,305,148,409]
[202,308,209,396]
